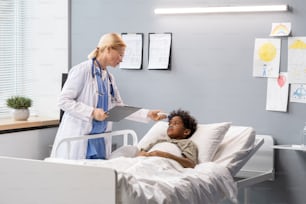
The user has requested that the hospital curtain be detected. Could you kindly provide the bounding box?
[0,0,32,118]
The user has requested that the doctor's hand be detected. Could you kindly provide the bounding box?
[92,108,109,121]
[147,110,168,121]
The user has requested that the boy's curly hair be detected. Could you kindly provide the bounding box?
[168,109,198,138]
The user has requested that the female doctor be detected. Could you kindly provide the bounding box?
[50,33,166,160]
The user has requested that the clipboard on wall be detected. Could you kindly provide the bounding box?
[147,32,172,70]
[105,105,141,122]
[119,33,144,69]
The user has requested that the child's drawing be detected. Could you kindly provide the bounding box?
[288,37,306,83]
[290,84,306,103]
[266,72,289,112]
[253,38,281,78]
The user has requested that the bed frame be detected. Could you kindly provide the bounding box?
[0,131,274,204]
[235,135,275,188]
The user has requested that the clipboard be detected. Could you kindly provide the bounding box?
[105,105,141,122]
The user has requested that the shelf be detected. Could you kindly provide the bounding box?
[273,145,306,152]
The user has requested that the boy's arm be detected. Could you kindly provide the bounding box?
[137,150,196,168]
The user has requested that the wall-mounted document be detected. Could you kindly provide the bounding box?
[288,37,306,83]
[120,33,143,69]
[252,38,281,78]
[270,22,291,37]
[266,72,289,112]
[148,33,172,70]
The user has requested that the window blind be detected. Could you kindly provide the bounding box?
[0,0,32,118]
[0,0,68,119]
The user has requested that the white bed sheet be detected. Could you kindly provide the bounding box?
[46,156,237,204]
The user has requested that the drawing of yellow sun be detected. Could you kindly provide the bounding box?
[258,42,277,62]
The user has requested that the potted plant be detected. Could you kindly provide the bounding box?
[6,96,32,121]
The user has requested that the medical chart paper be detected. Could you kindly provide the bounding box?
[119,33,143,69]
[105,105,141,122]
[148,33,172,69]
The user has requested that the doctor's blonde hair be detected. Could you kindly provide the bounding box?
[88,33,126,59]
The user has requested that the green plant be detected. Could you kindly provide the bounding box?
[6,96,32,109]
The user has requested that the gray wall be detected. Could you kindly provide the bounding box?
[71,0,306,203]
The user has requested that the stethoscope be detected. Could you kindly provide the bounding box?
[91,58,114,98]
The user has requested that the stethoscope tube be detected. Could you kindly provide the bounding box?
[91,58,114,97]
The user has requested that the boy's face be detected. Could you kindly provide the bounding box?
[167,116,190,139]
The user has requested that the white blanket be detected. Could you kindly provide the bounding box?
[46,157,237,204]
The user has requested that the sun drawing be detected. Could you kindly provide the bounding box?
[258,42,277,62]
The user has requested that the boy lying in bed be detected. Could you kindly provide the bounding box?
[110,109,198,168]
[137,109,198,168]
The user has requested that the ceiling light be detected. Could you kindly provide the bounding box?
[154,4,288,15]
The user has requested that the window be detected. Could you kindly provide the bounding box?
[0,0,68,119]
[0,0,31,117]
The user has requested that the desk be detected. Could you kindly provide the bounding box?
[0,116,59,132]
[273,144,306,152]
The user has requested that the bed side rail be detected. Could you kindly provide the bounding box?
[55,129,138,158]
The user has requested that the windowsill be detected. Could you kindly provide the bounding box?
[0,116,59,132]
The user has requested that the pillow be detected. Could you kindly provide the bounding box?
[212,126,255,176]
[190,122,231,163]
[137,121,169,149]
[138,121,231,163]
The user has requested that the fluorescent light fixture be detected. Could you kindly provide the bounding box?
[154,4,288,14]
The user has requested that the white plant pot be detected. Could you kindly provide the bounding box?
[13,109,30,121]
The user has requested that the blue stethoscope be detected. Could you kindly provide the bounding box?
[91,58,114,98]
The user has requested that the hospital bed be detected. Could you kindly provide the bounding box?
[0,122,274,204]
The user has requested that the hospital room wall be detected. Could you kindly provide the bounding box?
[70,0,306,203]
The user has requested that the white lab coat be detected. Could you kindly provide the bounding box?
[50,60,150,159]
